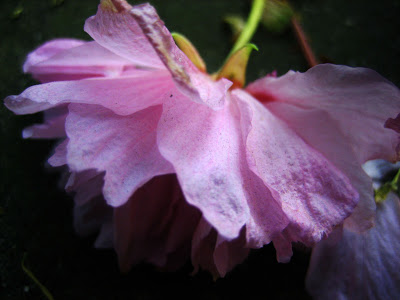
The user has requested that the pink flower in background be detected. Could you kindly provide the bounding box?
[306,160,400,299]
[5,0,400,280]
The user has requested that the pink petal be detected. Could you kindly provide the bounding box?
[266,102,375,232]
[114,175,201,272]
[247,64,400,163]
[66,104,174,207]
[191,219,249,278]
[66,170,105,206]
[84,0,164,69]
[94,221,114,248]
[234,90,359,249]
[157,95,249,240]
[306,193,400,300]
[5,69,176,116]
[130,3,232,109]
[23,39,86,75]
[26,41,134,83]
[48,139,68,167]
[191,219,219,277]
[68,170,111,242]
[242,167,289,248]
[213,230,249,277]
[22,105,68,139]
[73,193,111,237]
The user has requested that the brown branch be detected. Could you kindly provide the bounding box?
[291,17,318,68]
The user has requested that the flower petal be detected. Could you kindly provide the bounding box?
[157,95,249,240]
[242,168,289,248]
[191,220,249,278]
[130,3,232,109]
[22,105,68,139]
[23,39,86,75]
[5,69,176,116]
[191,219,219,277]
[84,0,164,69]
[114,175,201,271]
[306,193,400,300]
[234,90,359,248]
[66,170,105,206]
[26,41,134,83]
[266,102,375,232]
[73,193,111,238]
[213,230,249,277]
[66,104,174,207]
[247,64,400,163]
[47,139,68,167]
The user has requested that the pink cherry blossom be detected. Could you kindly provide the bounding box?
[5,0,400,278]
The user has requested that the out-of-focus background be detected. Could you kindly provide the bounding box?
[1,0,399,299]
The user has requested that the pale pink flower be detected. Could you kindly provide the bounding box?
[306,160,400,299]
[5,0,400,278]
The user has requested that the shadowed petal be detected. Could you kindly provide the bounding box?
[306,193,400,300]
[114,175,201,271]
[66,170,105,206]
[23,105,68,139]
[48,139,68,167]
[66,104,174,207]
[191,220,249,278]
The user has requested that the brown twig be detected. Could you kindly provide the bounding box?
[291,16,318,68]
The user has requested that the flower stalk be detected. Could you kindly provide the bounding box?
[228,0,264,57]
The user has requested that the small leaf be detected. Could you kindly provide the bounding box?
[172,33,207,72]
[375,168,400,203]
[216,44,258,89]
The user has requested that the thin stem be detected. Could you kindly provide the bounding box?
[229,0,264,56]
[291,16,318,68]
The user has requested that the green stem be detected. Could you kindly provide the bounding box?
[229,0,264,56]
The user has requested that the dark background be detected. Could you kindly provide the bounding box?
[1,0,399,299]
